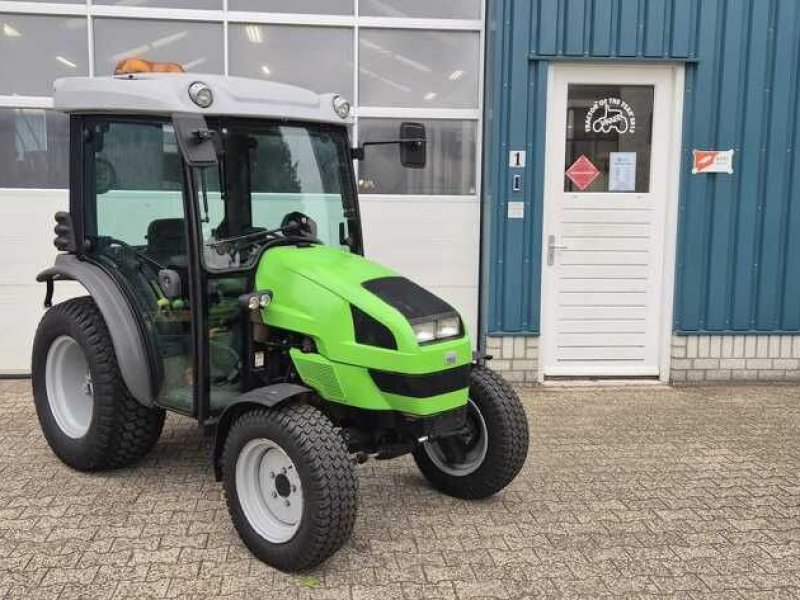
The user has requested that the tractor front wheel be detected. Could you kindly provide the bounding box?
[221,404,357,572]
[413,365,529,499]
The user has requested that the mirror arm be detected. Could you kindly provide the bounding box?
[351,139,427,161]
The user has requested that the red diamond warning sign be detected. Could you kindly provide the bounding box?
[566,155,600,191]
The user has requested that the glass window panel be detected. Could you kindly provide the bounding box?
[358,119,476,195]
[358,29,479,108]
[95,0,222,8]
[229,24,353,96]
[0,109,69,189]
[564,84,654,193]
[360,0,480,19]
[229,0,352,14]
[93,19,224,76]
[0,15,88,96]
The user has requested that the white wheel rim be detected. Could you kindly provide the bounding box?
[423,399,488,477]
[45,335,94,439]
[235,438,303,544]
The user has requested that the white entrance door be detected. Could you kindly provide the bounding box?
[540,64,682,378]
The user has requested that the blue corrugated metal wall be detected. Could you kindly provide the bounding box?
[484,0,800,335]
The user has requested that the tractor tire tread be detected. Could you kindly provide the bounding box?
[32,296,164,471]
[222,403,357,572]
[413,364,529,499]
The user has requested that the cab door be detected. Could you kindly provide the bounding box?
[79,116,196,413]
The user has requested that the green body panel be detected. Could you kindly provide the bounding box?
[291,349,468,415]
[255,245,471,415]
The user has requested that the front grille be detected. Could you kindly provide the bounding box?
[369,364,470,398]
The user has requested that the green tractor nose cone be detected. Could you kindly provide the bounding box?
[256,245,473,416]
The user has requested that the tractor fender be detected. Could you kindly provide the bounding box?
[212,383,312,480]
[36,254,155,407]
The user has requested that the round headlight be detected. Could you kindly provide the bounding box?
[332,94,351,119]
[188,81,213,108]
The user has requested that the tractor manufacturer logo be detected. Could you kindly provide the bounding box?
[585,97,636,135]
[444,351,457,365]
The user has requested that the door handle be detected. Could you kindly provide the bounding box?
[547,234,568,266]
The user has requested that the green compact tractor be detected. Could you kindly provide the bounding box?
[32,65,529,571]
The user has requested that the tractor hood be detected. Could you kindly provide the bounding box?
[253,244,472,373]
[265,244,397,298]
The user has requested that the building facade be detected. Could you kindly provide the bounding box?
[1,0,799,385]
[0,0,484,374]
[483,0,800,384]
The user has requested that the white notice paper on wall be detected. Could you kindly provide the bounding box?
[507,201,525,219]
[609,152,637,192]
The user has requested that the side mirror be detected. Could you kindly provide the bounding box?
[399,122,427,169]
[158,269,182,300]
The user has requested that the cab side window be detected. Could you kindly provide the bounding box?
[86,120,185,266]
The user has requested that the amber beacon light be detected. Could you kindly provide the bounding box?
[114,58,185,75]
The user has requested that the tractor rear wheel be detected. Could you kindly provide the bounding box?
[32,297,165,471]
[413,365,529,499]
[221,404,357,572]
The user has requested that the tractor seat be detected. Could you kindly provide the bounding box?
[146,218,186,267]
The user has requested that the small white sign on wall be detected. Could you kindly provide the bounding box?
[692,149,735,174]
[507,201,525,219]
[509,150,526,168]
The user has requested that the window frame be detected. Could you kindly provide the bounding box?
[0,1,485,199]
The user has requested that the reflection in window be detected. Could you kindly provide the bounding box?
[0,109,69,189]
[94,0,221,8]
[358,119,476,195]
[0,14,88,96]
[229,25,353,96]
[360,0,480,19]
[358,29,479,108]
[564,85,654,193]
[229,0,352,14]
[93,19,224,75]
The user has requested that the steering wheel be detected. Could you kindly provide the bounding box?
[280,212,317,239]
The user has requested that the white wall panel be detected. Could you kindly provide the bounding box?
[0,189,82,374]
[359,195,479,341]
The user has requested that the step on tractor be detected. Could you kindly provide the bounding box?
[32,59,529,572]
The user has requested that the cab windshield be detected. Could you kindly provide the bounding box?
[195,120,357,271]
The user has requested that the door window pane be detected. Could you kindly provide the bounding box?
[229,24,352,96]
[93,19,224,76]
[359,29,479,108]
[0,109,69,189]
[564,85,654,193]
[360,0,480,19]
[358,119,476,195]
[0,15,88,96]
[94,0,222,8]
[85,120,194,411]
[230,0,352,14]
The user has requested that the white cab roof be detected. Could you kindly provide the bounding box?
[53,73,352,125]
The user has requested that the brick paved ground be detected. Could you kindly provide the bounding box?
[1,380,799,599]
